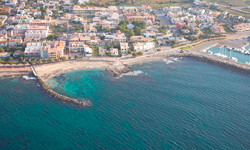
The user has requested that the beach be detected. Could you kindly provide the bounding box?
[35,60,112,80]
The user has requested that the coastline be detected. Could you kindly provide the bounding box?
[34,60,112,81]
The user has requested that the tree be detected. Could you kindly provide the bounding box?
[8,61,13,65]
[128,30,135,37]
[0,48,4,52]
[29,61,35,65]
[8,57,12,61]
[118,50,122,57]
[48,58,53,63]
[36,60,41,64]
[68,56,71,60]
[172,40,177,45]
[75,55,78,59]
[132,52,137,57]
[160,43,164,46]
[103,27,109,32]
[19,57,23,62]
[54,59,59,62]
[137,51,143,56]
[157,49,161,51]
[134,26,142,35]
[167,24,170,30]
[128,49,132,54]
[107,51,111,56]
[153,40,159,45]
[165,40,172,44]
[171,30,174,33]
[60,56,66,61]
[182,25,191,30]
[173,33,176,37]
[42,59,47,63]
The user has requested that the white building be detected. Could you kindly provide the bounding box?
[170,6,182,12]
[120,42,129,54]
[133,42,155,52]
[25,26,49,39]
[84,45,92,57]
[24,42,43,58]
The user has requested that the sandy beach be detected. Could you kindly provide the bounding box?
[35,60,112,80]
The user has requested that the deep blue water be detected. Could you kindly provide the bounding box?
[1,58,250,149]
[207,46,250,63]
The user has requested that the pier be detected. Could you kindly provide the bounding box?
[106,61,134,77]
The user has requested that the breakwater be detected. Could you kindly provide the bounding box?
[0,71,31,79]
[37,77,91,107]
[152,51,250,75]
[106,62,134,77]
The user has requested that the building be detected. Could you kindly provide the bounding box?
[40,40,65,59]
[170,6,182,12]
[73,6,118,14]
[99,47,106,56]
[25,26,49,39]
[13,50,24,57]
[8,38,23,47]
[130,36,154,42]
[233,23,250,32]
[211,26,226,34]
[24,42,43,58]
[69,34,91,52]
[109,48,118,56]
[175,22,186,30]
[0,52,10,58]
[14,24,29,38]
[120,43,129,54]
[29,19,50,26]
[133,42,155,52]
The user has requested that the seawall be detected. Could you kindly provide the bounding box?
[152,51,250,75]
[37,77,91,107]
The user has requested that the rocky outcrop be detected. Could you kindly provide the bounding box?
[106,62,134,77]
[37,77,91,107]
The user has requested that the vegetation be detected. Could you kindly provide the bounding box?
[92,45,99,57]
[181,45,191,50]
[47,34,58,40]
[50,25,67,33]
[221,24,235,34]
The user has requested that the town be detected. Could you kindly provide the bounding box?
[0,0,249,66]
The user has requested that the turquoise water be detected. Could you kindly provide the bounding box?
[207,46,250,63]
[1,58,250,149]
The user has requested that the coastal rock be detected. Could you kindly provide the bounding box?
[107,62,134,77]
[37,77,91,107]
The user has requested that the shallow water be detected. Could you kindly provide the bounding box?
[1,58,250,149]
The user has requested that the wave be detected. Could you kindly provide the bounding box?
[163,57,180,64]
[120,70,144,77]
[23,76,37,80]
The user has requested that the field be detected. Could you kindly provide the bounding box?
[205,0,247,7]
[90,0,193,9]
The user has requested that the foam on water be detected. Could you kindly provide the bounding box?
[120,70,144,77]
[22,76,36,80]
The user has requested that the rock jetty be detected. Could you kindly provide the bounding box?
[106,61,134,77]
[153,51,250,75]
[37,77,91,107]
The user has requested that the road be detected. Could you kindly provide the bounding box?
[208,2,250,14]
[66,0,74,55]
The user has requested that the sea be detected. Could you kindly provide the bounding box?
[1,58,250,149]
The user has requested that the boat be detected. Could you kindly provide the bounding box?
[214,53,227,58]
[227,57,238,62]
[245,62,250,65]
[207,51,213,55]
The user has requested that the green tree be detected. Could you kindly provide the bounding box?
[133,26,142,35]
[160,43,164,46]
[128,30,135,37]
[0,48,4,52]
[172,40,177,45]
[137,51,143,56]
[75,55,79,59]
[29,61,35,65]
[60,56,66,61]
[42,59,47,63]
[132,52,137,57]
[128,49,132,54]
[118,50,122,57]
[107,51,111,56]
[165,40,172,44]
[68,56,71,60]
[36,60,41,64]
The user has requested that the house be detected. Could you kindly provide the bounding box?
[162,7,169,13]
[212,26,226,34]
[120,43,129,54]
[133,42,155,52]
[109,48,118,56]
[130,36,154,42]
[5,0,17,5]
[143,31,155,37]
[19,2,25,9]
[99,47,106,56]
[0,52,10,58]
[84,45,92,57]
[14,24,29,38]
[0,7,12,14]
[0,35,8,47]
[13,50,24,57]
[8,38,23,47]
[69,33,91,52]
[170,6,182,12]
[181,29,190,34]
[175,22,186,30]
